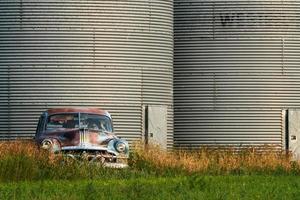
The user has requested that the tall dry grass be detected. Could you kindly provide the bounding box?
[131,143,298,175]
[0,140,129,182]
[0,140,67,182]
[0,141,299,182]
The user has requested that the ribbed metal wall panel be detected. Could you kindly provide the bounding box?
[0,67,9,136]
[174,0,300,147]
[0,0,173,147]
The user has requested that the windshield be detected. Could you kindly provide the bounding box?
[80,113,113,133]
[46,113,79,130]
[46,113,113,132]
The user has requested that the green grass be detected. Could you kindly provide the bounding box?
[0,141,299,199]
[1,175,300,200]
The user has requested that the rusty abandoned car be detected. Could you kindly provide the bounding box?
[35,108,129,168]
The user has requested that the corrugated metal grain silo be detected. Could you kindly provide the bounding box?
[0,0,173,148]
[174,0,300,149]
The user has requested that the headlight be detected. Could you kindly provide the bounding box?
[41,139,53,150]
[115,142,126,153]
[41,139,60,153]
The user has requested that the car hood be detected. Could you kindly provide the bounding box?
[39,128,115,147]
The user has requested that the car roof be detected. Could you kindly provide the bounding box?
[46,107,110,117]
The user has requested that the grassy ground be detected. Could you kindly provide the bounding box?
[1,175,300,200]
[0,141,300,199]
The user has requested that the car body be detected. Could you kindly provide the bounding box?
[35,107,129,168]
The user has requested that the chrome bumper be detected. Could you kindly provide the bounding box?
[103,162,128,168]
[63,152,128,168]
